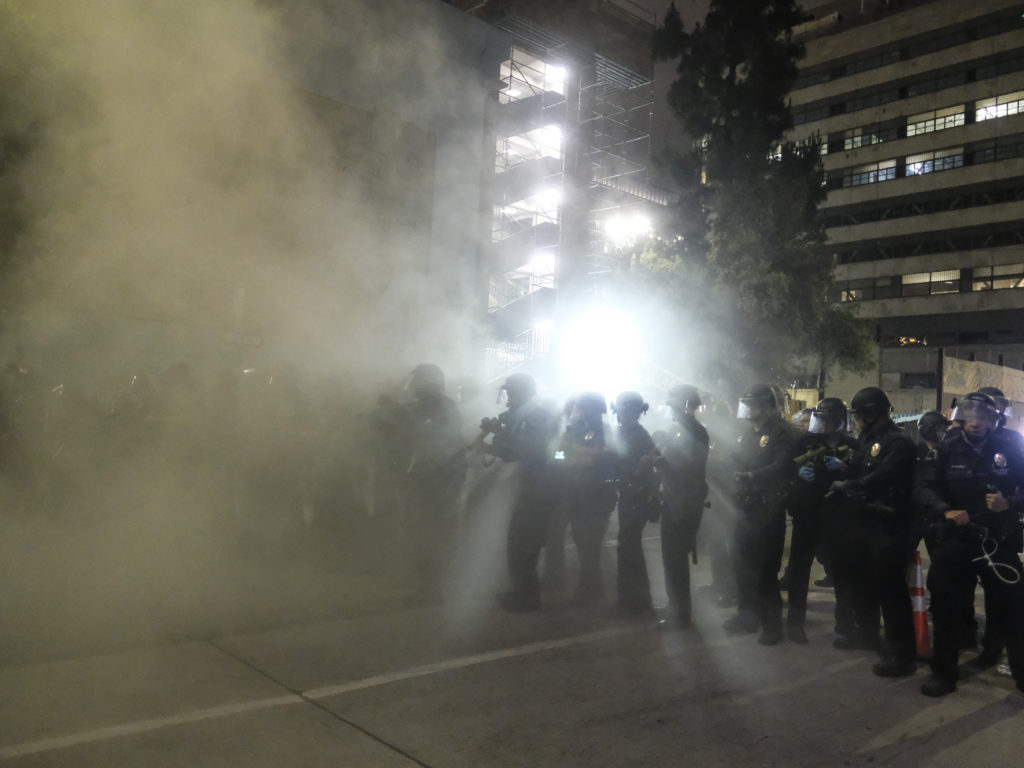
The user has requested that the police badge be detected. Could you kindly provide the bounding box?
[870,442,882,458]
[994,452,1007,469]
[759,435,769,448]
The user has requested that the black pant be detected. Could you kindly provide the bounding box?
[704,469,737,599]
[734,504,786,632]
[869,537,916,662]
[661,512,700,622]
[786,509,824,629]
[927,528,1024,684]
[617,503,652,613]
[826,504,878,642]
[506,471,552,603]
[568,506,612,603]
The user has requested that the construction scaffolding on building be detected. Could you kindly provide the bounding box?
[484,7,668,384]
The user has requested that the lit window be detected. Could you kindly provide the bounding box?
[972,263,1024,290]
[906,106,965,137]
[842,159,897,187]
[975,90,1024,122]
[905,147,963,176]
[901,269,961,296]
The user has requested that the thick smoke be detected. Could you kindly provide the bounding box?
[0,0,500,661]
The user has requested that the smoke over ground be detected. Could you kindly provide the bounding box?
[0,0,504,662]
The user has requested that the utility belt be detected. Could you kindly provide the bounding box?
[931,513,1021,545]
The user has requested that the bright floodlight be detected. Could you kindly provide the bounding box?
[558,307,639,399]
[546,64,566,90]
[603,212,652,246]
[534,187,562,209]
[529,249,555,275]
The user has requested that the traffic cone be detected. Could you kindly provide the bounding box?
[908,550,931,658]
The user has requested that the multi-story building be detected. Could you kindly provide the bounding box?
[790,0,1024,418]
[444,0,670,392]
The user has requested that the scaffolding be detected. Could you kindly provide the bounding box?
[483,11,668,380]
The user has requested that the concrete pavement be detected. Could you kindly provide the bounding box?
[4,533,1024,767]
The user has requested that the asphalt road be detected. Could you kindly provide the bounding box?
[3,529,1022,767]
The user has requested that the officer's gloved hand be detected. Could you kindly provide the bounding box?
[824,455,847,472]
[828,480,850,497]
[797,465,815,483]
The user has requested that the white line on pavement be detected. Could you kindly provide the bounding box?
[0,626,645,760]
[731,658,866,706]
[303,625,645,699]
[0,696,300,760]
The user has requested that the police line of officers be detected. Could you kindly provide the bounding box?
[436,370,1024,701]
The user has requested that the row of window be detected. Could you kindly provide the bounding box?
[835,264,1024,302]
[794,50,1024,126]
[795,9,1017,90]
[829,131,1024,189]
[818,88,1024,158]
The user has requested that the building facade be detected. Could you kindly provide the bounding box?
[790,0,1024,417]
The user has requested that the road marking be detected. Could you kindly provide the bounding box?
[0,626,645,760]
[857,685,1011,753]
[731,657,865,706]
[304,625,644,699]
[0,696,300,760]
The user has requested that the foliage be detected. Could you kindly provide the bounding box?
[635,0,873,391]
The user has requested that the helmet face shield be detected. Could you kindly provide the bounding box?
[808,413,840,434]
[737,399,769,421]
[951,399,996,430]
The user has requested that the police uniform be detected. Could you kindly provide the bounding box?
[787,431,861,635]
[555,413,618,606]
[614,420,659,616]
[731,413,797,635]
[403,390,467,596]
[838,420,917,666]
[915,427,1024,692]
[492,397,558,611]
[657,416,710,626]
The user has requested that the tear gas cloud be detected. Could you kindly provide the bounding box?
[0,0,505,661]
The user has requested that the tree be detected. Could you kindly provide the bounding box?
[634,0,872,393]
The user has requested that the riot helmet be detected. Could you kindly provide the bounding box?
[808,398,848,435]
[849,386,892,426]
[501,373,536,408]
[666,385,701,417]
[978,386,1011,427]
[612,391,649,416]
[951,391,998,444]
[792,408,814,431]
[408,363,445,397]
[737,384,776,421]
[572,391,608,415]
[917,410,951,443]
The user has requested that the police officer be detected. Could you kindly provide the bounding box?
[611,391,659,618]
[724,384,797,644]
[401,363,467,601]
[914,391,1024,696]
[655,385,710,629]
[913,411,951,557]
[484,373,557,612]
[973,386,1024,665]
[831,386,917,677]
[701,398,741,606]
[554,392,618,607]
[917,411,951,461]
[786,398,860,644]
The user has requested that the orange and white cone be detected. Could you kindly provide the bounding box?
[908,550,931,658]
